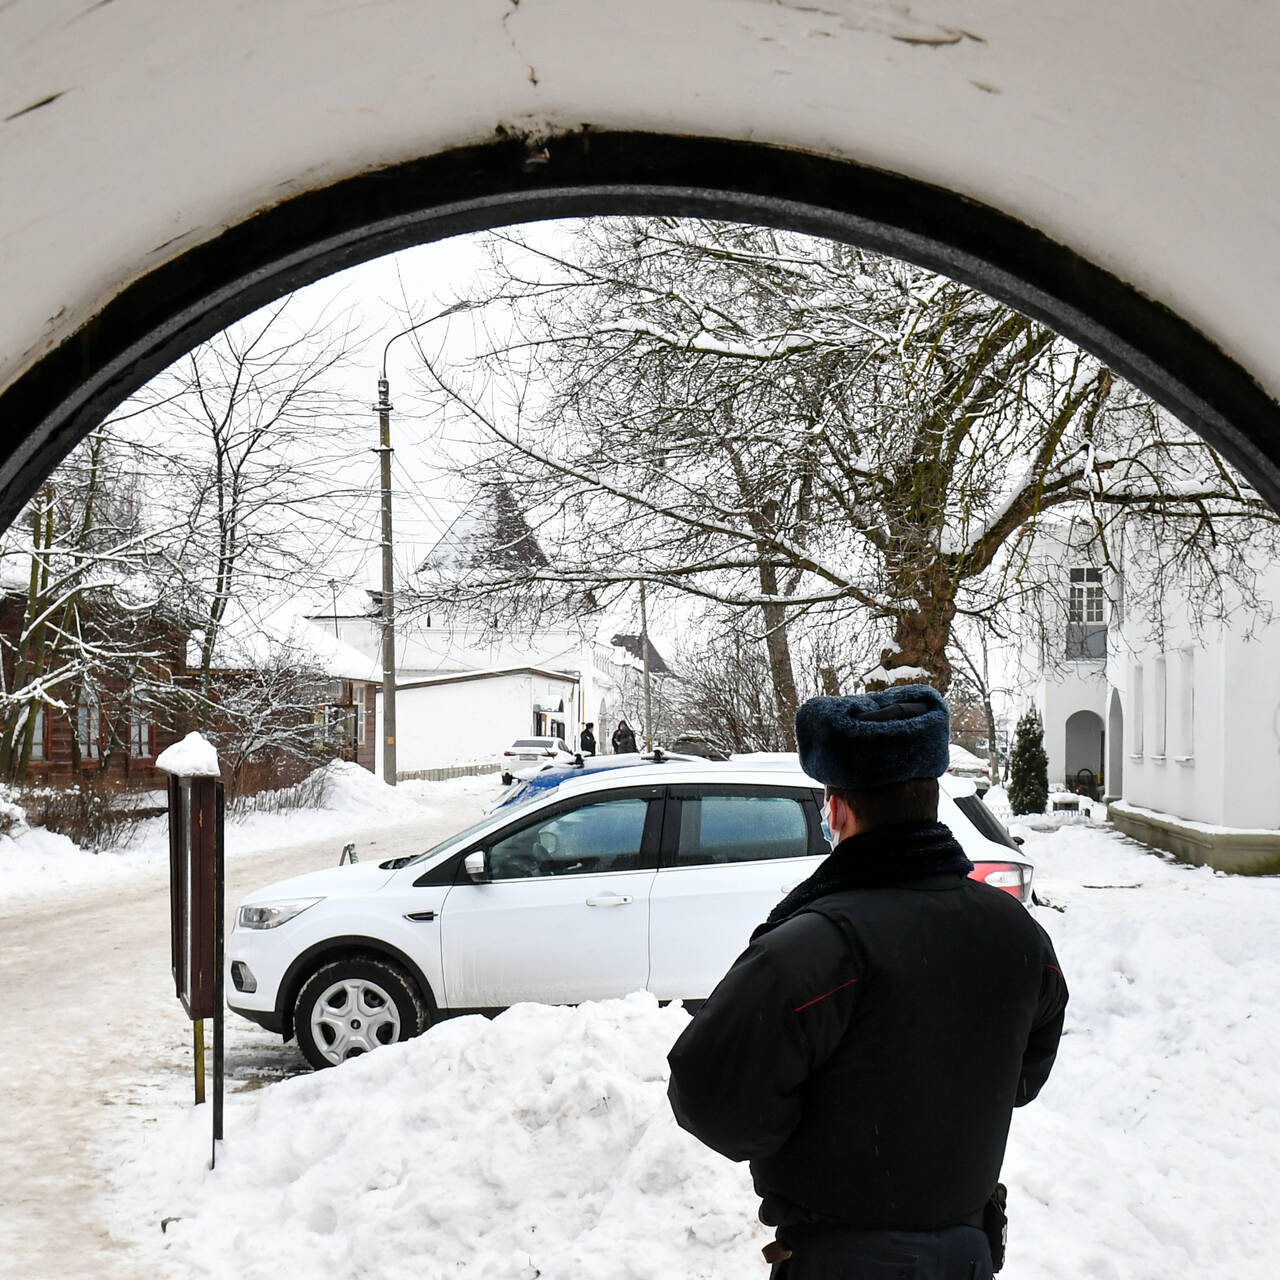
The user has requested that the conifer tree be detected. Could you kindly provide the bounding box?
[1008,707,1049,815]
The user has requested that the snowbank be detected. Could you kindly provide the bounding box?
[113,995,759,1280]
[107,821,1280,1279]
[0,766,494,906]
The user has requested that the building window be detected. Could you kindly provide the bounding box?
[1152,656,1167,757]
[28,704,45,762]
[76,697,101,760]
[130,701,152,758]
[1178,648,1195,758]
[1132,665,1144,755]
[354,684,366,747]
[1069,567,1105,622]
[1066,567,1106,659]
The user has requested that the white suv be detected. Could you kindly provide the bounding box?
[228,759,1034,1069]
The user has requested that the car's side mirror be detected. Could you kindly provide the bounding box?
[464,850,488,882]
[1013,835,1025,846]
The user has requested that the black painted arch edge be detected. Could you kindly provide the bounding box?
[2,128,1278,530]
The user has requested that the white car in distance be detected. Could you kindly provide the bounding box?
[499,736,576,785]
[228,759,1035,1069]
[947,743,994,796]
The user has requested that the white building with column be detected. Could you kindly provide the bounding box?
[1014,521,1280,873]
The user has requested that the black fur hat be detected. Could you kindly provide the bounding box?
[796,685,950,789]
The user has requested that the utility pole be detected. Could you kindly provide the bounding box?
[639,579,653,751]
[374,377,398,785]
[375,300,473,787]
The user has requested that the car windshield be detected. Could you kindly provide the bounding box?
[401,812,503,867]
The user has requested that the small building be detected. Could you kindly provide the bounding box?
[391,665,580,778]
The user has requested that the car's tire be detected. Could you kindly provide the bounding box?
[293,956,429,1070]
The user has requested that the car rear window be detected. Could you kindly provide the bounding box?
[953,794,1021,851]
[512,739,549,748]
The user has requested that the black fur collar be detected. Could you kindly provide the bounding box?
[760,822,973,932]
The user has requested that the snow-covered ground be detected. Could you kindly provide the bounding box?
[95,817,1280,1280]
[0,761,468,907]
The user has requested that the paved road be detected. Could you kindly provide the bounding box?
[0,801,487,1280]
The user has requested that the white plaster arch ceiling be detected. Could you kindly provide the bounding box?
[3,0,1280,520]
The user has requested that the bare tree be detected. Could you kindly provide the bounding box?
[197,645,334,798]
[114,296,363,726]
[0,296,367,793]
[414,218,1280,704]
[0,428,180,783]
[666,624,789,753]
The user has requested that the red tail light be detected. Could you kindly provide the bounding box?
[970,861,1033,904]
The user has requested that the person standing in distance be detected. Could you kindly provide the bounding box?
[667,685,1068,1279]
[580,722,597,756]
[611,719,638,754]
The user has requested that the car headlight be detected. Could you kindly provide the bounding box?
[236,897,323,930]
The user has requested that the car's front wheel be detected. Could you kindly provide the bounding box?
[293,956,428,1070]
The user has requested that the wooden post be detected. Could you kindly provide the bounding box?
[159,732,225,1166]
[193,1020,206,1105]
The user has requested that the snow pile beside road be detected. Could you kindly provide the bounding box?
[0,767,481,906]
[312,759,435,821]
[113,994,759,1280]
[108,821,1280,1280]
[0,820,105,900]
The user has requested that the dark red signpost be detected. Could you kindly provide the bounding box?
[165,756,226,1167]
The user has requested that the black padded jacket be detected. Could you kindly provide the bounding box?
[667,865,1067,1231]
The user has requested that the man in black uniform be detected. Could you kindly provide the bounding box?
[580,722,597,756]
[667,686,1067,1279]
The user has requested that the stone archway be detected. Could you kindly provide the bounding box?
[1065,709,1105,791]
[3,130,1280,531]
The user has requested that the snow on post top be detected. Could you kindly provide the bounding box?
[156,731,222,778]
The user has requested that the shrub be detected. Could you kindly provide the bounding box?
[229,765,330,817]
[1008,707,1049,816]
[19,779,143,851]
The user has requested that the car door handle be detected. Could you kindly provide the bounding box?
[585,893,633,907]
[780,881,801,893]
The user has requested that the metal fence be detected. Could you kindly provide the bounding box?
[396,763,503,782]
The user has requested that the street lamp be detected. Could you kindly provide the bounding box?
[327,578,340,639]
[374,300,474,786]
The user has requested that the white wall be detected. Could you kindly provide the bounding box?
[381,671,580,774]
[1115,558,1280,830]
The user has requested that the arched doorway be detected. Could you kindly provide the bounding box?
[1107,690,1125,798]
[1065,708,1105,791]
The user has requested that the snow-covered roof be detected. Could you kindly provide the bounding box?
[418,479,548,578]
[610,633,672,675]
[397,665,579,691]
[191,599,381,684]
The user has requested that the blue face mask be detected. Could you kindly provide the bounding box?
[820,800,837,848]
